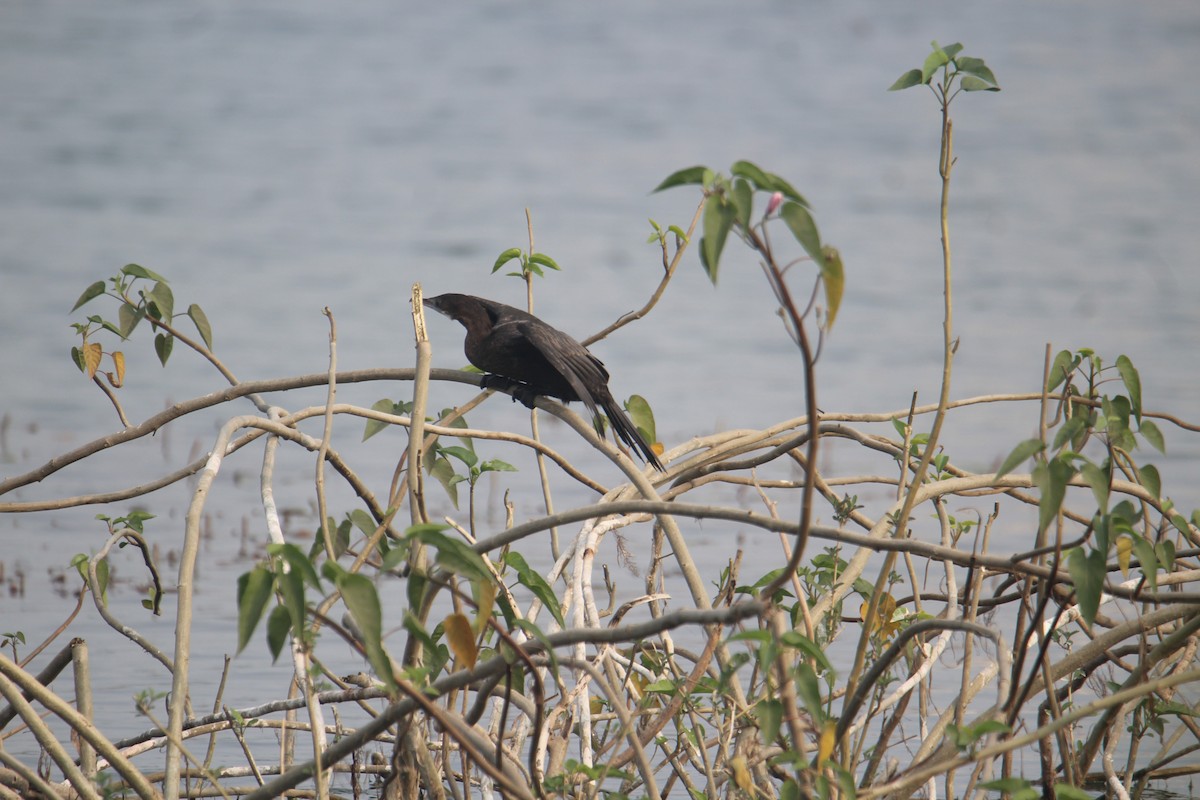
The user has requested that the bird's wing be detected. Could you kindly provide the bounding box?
[519,320,607,417]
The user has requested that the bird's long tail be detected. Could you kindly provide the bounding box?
[601,399,665,471]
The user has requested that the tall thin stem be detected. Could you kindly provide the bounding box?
[843,79,957,765]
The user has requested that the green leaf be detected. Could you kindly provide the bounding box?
[1047,349,1078,391]
[728,629,773,645]
[321,557,346,585]
[1137,463,1161,499]
[971,719,1010,738]
[756,699,784,745]
[1079,459,1111,512]
[72,281,106,312]
[1104,395,1136,451]
[795,662,824,723]
[731,178,753,228]
[118,303,143,339]
[409,526,490,584]
[187,304,214,350]
[479,458,517,474]
[921,46,951,83]
[779,779,802,800]
[122,263,168,283]
[154,333,173,366]
[940,42,964,59]
[338,572,397,692]
[266,604,291,662]
[756,171,808,208]
[349,508,377,537]
[623,394,657,446]
[955,56,999,87]
[1156,538,1176,572]
[779,631,834,675]
[363,398,400,442]
[701,196,736,284]
[331,518,351,559]
[401,613,445,678]
[1033,457,1075,534]
[427,455,460,508]
[1052,783,1094,800]
[888,69,925,91]
[147,281,174,320]
[959,75,1001,92]
[491,247,523,274]
[994,438,1044,479]
[1155,699,1199,718]
[439,445,478,469]
[276,568,306,642]
[1115,355,1142,422]
[819,247,844,328]
[729,160,771,190]
[652,165,709,193]
[780,202,822,265]
[528,252,561,271]
[1052,415,1089,452]
[269,543,323,590]
[1129,535,1158,591]
[1138,419,1165,453]
[406,568,427,615]
[698,239,714,282]
[236,567,274,654]
[122,510,155,533]
[380,540,408,572]
[503,552,565,627]
[981,778,1038,800]
[93,557,110,602]
[1067,548,1106,627]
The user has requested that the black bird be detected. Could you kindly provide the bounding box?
[424,293,664,470]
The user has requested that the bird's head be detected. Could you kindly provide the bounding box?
[423,293,497,331]
[423,293,463,321]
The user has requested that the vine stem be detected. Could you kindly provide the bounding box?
[843,85,957,766]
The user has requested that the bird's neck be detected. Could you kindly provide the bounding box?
[458,303,495,350]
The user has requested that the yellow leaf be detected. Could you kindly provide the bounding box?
[818,719,837,764]
[878,593,897,622]
[84,342,102,379]
[820,246,844,328]
[862,593,899,640]
[730,755,752,791]
[1116,535,1132,576]
[106,351,126,388]
[472,580,497,635]
[443,613,478,669]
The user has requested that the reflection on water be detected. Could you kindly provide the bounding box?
[1,1,1197,793]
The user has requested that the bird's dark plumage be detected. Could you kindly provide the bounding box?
[424,293,664,470]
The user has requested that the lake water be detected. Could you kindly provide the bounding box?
[1,1,1198,794]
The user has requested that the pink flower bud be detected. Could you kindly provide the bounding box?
[765,191,784,217]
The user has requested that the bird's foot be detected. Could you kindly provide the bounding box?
[480,374,516,393]
[480,374,541,409]
[510,384,541,409]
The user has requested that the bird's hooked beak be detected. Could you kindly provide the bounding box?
[423,296,446,316]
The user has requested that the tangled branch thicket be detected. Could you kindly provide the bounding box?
[4,45,1200,800]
